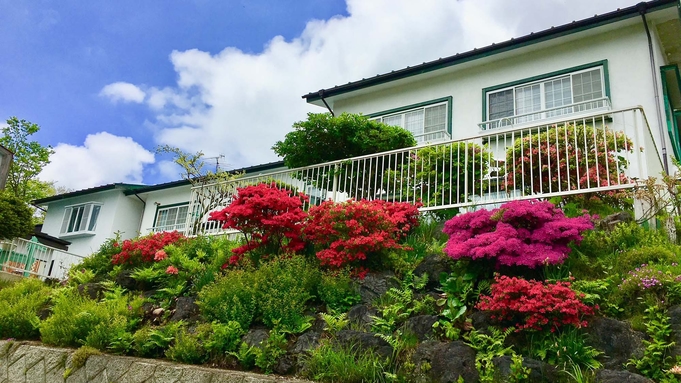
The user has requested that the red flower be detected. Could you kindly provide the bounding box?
[154,250,167,261]
[165,265,179,275]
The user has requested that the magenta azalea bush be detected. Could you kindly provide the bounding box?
[443,199,593,268]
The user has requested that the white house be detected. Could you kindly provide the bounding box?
[9,0,681,272]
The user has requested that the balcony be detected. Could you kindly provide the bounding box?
[185,106,663,236]
[0,237,84,281]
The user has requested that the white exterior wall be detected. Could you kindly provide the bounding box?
[137,185,192,235]
[332,23,668,164]
[41,190,144,257]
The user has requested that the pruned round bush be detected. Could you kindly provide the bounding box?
[443,199,593,268]
[615,245,679,275]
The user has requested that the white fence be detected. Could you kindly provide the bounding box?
[0,237,84,280]
[186,106,662,236]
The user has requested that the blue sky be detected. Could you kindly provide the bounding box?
[0,0,637,190]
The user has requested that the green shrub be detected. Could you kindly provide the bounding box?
[255,255,321,330]
[132,322,183,358]
[203,321,244,359]
[166,328,207,364]
[529,327,602,371]
[190,237,236,293]
[198,270,257,329]
[40,288,138,349]
[0,279,51,339]
[318,270,361,313]
[301,342,391,383]
[614,245,679,274]
[74,236,121,279]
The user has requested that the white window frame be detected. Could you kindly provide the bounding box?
[372,101,450,143]
[153,203,189,233]
[59,202,102,236]
[484,66,607,129]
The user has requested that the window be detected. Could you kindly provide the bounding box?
[60,203,101,235]
[373,102,449,143]
[485,66,606,128]
[154,204,189,232]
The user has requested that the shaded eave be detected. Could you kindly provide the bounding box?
[302,0,679,103]
[33,183,145,205]
[123,160,286,196]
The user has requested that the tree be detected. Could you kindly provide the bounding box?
[0,117,54,202]
[272,113,416,199]
[272,112,416,168]
[0,193,33,239]
[156,145,240,235]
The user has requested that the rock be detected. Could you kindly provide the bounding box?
[243,329,269,347]
[595,369,654,383]
[115,269,138,291]
[169,296,199,322]
[347,304,376,331]
[492,355,560,382]
[152,308,164,316]
[291,331,321,354]
[411,341,479,383]
[599,211,634,230]
[470,311,495,334]
[335,330,393,359]
[585,317,646,370]
[358,272,398,304]
[413,253,451,290]
[668,305,681,357]
[403,315,438,341]
[77,283,106,300]
[274,353,297,375]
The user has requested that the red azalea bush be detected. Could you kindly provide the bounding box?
[208,183,308,264]
[477,275,595,332]
[443,199,593,268]
[303,199,421,270]
[111,231,185,266]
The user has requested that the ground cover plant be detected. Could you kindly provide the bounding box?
[7,181,681,382]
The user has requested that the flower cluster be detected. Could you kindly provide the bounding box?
[619,263,681,293]
[111,231,184,266]
[477,275,595,332]
[208,183,309,263]
[443,199,593,268]
[303,199,421,270]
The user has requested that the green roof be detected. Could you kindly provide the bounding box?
[33,183,145,205]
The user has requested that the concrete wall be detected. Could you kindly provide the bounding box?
[0,340,310,383]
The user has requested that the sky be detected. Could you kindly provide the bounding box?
[0,0,642,191]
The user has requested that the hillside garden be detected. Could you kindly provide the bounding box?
[3,179,681,382]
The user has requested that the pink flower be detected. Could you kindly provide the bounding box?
[166,265,179,275]
[154,250,167,261]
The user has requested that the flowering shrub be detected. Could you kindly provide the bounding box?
[477,275,595,331]
[303,199,421,270]
[443,199,593,268]
[208,183,308,264]
[111,231,185,266]
[619,263,681,298]
[505,124,634,207]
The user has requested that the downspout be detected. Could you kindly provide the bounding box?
[639,2,670,173]
[319,90,335,116]
[131,192,146,236]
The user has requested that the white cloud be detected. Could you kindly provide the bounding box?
[40,132,155,190]
[124,0,636,170]
[99,82,146,104]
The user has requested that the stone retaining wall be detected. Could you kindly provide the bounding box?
[0,341,311,383]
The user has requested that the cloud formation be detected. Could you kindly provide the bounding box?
[40,132,155,190]
[138,0,636,172]
[100,82,146,104]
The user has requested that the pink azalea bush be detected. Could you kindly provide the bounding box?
[443,199,593,268]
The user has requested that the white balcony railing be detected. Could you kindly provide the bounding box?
[186,106,662,236]
[0,237,84,280]
[479,97,612,132]
[148,223,187,234]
